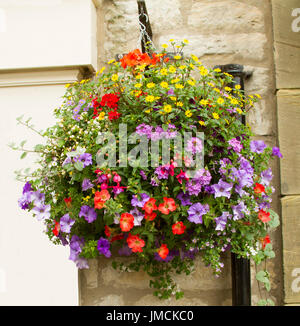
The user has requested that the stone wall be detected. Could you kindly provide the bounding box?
[82,0,283,305]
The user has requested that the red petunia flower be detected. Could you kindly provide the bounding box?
[127,233,145,253]
[64,197,72,208]
[143,198,158,214]
[261,234,271,249]
[172,221,186,235]
[258,209,271,223]
[111,233,124,243]
[144,211,157,221]
[94,189,110,209]
[104,225,111,238]
[119,213,134,232]
[157,244,169,260]
[52,221,60,236]
[158,197,176,215]
[254,183,265,194]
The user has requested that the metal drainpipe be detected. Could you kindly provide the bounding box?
[213,64,252,306]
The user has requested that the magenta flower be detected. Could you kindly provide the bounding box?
[228,138,243,153]
[186,137,203,155]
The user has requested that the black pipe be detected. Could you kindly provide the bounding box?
[213,64,252,306]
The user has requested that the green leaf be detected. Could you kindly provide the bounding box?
[34,144,44,152]
[268,209,280,228]
[20,140,27,147]
[256,270,267,282]
[74,161,84,171]
[20,152,27,159]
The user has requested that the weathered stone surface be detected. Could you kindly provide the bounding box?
[281,195,300,304]
[277,90,300,195]
[187,1,264,33]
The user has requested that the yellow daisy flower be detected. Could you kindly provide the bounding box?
[212,112,220,119]
[160,81,169,89]
[185,110,192,117]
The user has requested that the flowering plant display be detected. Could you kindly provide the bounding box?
[12,40,282,303]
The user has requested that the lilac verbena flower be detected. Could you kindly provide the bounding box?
[250,140,267,154]
[140,170,147,180]
[186,179,202,196]
[272,146,283,158]
[32,202,51,221]
[74,153,92,168]
[79,205,97,223]
[150,178,159,187]
[131,193,150,208]
[82,178,94,191]
[187,203,209,224]
[176,192,192,206]
[228,138,243,153]
[186,137,203,155]
[60,213,75,233]
[215,212,232,231]
[155,165,171,180]
[193,169,212,186]
[130,207,144,226]
[97,237,111,258]
[167,88,175,96]
[136,123,153,139]
[212,179,233,199]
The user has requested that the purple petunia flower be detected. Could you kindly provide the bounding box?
[62,156,72,166]
[74,153,93,168]
[18,191,33,210]
[232,201,249,221]
[32,202,51,221]
[187,203,209,224]
[82,178,94,191]
[131,193,150,208]
[136,123,153,139]
[250,140,267,154]
[215,212,232,231]
[212,179,233,199]
[60,213,75,233]
[22,182,32,194]
[97,237,111,258]
[228,138,243,153]
[260,168,273,186]
[129,207,144,226]
[75,257,89,269]
[176,192,192,206]
[186,179,202,196]
[79,205,97,223]
[69,235,85,262]
[186,137,203,155]
[193,169,212,186]
[118,245,132,256]
[272,146,283,158]
[150,178,159,186]
[31,191,45,205]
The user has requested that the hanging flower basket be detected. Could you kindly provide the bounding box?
[13,40,281,301]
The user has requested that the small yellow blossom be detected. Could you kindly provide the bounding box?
[183,39,189,44]
[170,96,177,101]
[65,84,71,88]
[175,83,184,89]
[185,110,192,117]
[189,63,195,69]
[212,112,220,119]
[163,104,172,113]
[174,55,182,60]
[160,68,168,76]
[145,95,155,103]
[176,101,183,107]
[191,54,199,62]
[168,66,176,73]
[161,44,168,49]
[236,108,243,114]
[135,74,143,79]
[200,99,208,106]
[187,79,196,86]
[214,68,221,73]
[98,112,105,120]
[214,88,220,93]
[231,98,239,105]
[255,93,261,99]
[160,81,169,89]
[235,84,241,90]
[111,74,119,82]
[225,86,232,92]
[135,83,142,88]
[199,120,205,126]
[199,67,208,76]
[179,65,186,70]
[169,38,175,42]
[217,98,225,105]
[107,59,115,64]
[135,90,142,97]
[147,82,155,88]
[171,78,180,84]
[145,108,153,114]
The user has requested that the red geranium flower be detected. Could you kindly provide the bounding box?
[120,213,134,232]
[172,221,186,235]
[64,197,72,208]
[157,244,169,260]
[52,221,60,236]
[120,49,152,69]
[144,211,157,221]
[261,234,271,249]
[100,93,119,109]
[158,197,176,215]
[258,209,271,223]
[127,233,145,253]
[143,198,158,214]
[108,110,121,121]
[254,183,265,194]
